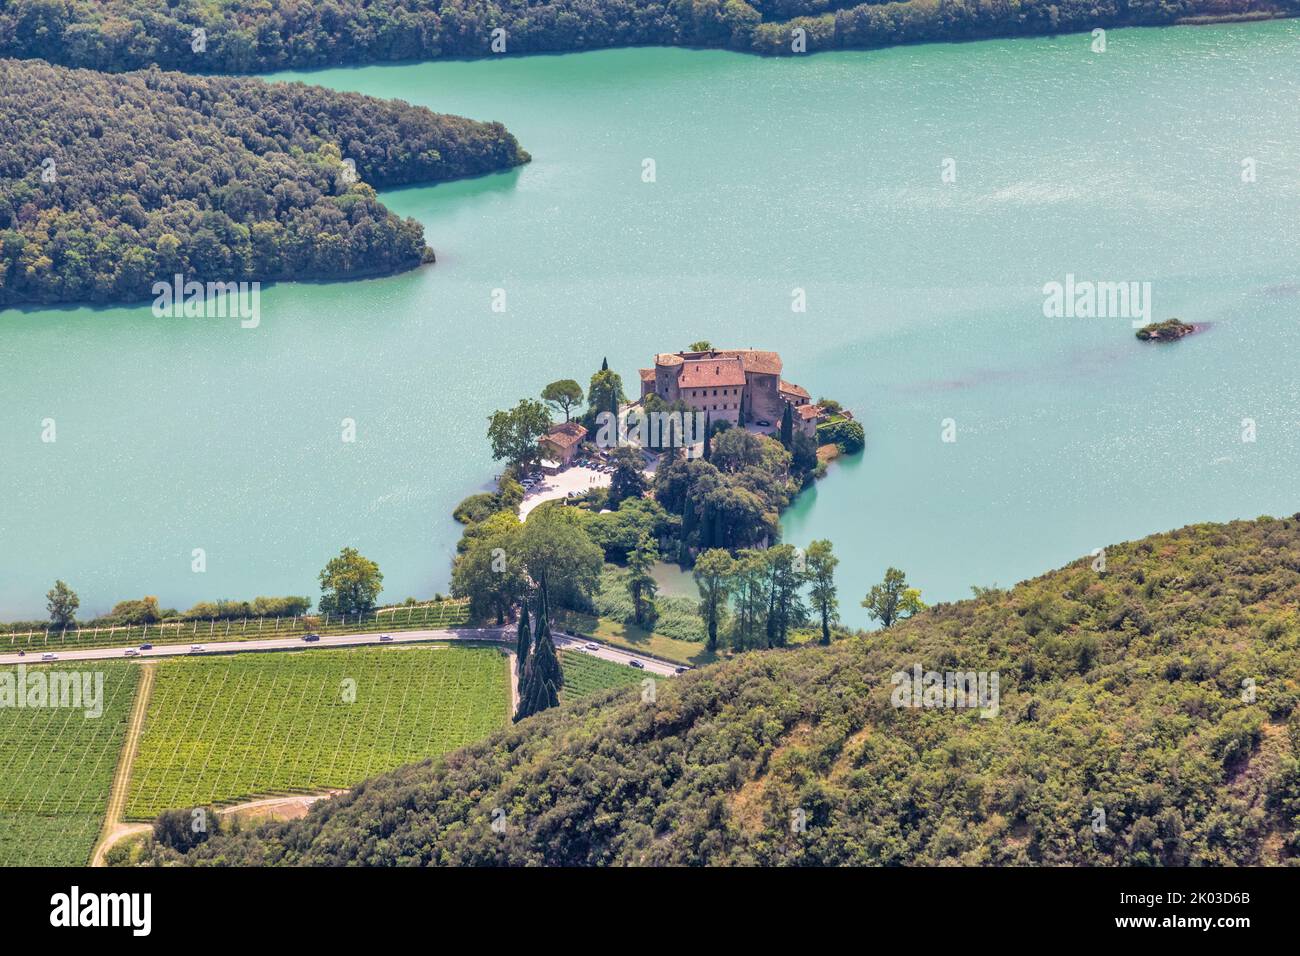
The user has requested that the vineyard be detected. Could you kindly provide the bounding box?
[0,664,139,865]
[1,600,471,654]
[559,651,647,703]
[125,645,509,819]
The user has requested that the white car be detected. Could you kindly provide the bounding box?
[41,653,57,661]
[585,643,599,651]
[379,634,393,643]
[124,649,139,657]
[190,644,205,653]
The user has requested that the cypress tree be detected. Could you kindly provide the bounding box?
[702,413,711,461]
[515,602,531,678]
[601,356,608,371]
[514,585,563,722]
[780,402,794,448]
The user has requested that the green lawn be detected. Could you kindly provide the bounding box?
[554,611,718,667]
[0,663,139,865]
[1,600,471,653]
[125,645,508,820]
[559,650,647,702]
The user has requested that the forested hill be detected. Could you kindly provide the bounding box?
[0,58,528,308]
[143,515,1300,866]
[0,0,1293,74]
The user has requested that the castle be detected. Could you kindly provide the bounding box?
[638,348,820,435]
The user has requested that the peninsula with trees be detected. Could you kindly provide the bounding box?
[452,344,875,712]
[1,0,1292,74]
[0,58,528,308]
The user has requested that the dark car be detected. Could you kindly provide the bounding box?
[139,643,153,650]
[628,659,645,669]
[674,666,688,674]
[756,419,772,428]
[302,633,321,642]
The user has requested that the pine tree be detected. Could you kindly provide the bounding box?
[514,586,564,722]
[780,402,794,448]
[515,602,531,677]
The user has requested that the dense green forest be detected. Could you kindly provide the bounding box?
[0,0,1291,74]
[0,58,527,307]
[132,515,1300,865]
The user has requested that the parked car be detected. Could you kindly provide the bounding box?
[139,643,153,650]
[379,634,393,643]
[756,419,771,427]
[302,633,320,642]
[628,659,645,669]
[41,653,57,661]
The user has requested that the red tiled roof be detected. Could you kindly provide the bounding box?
[638,368,655,381]
[541,421,586,450]
[796,404,822,421]
[678,357,746,389]
[662,348,782,376]
[779,380,810,400]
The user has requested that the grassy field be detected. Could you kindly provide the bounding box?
[0,663,139,865]
[1,600,471,654]
[553,611,717,667]
[559,650,647,702]
[125,644,508,820]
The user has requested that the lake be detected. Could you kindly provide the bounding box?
[3,22,1299,625]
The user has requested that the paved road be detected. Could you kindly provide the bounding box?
[0,626,684,677]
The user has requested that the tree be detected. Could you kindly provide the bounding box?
[110,597,161,625]
[764,544,809,647]
[487,399,552,470]
[451,511,524,624]
[780,401,794,448]
[515,601,531,677]
[515,589,563,722]
[861,567,925,628]
[702,412,712,461]
[46,580,79,628]
[540,379,584,422]
[693,548,734,652]
[516,505,603,611]
[728,550,770,651]
[319,547,384,616]
[688,340,712,351]
[607,446,647,509]
[806,539,839,645]
[626,534,659,628]
[586,366,625,432]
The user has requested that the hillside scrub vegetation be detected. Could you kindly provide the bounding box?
[130,514,1300,865]
[0,58,528,307]
[0,0,1292,74]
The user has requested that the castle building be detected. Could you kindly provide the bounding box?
[638,348,818,435]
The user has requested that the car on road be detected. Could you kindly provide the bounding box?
[674,666,687,674]
[756,419,771,428]
[585,642,599,651]
[139,643,152,650]
[628,659,644,669]
[124,649,139,657]
[189,644,204,653]
[41,653,57,661]
[379,634,393,642]
[302,633,321,642]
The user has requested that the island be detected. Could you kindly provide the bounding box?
[1135,318,1196,342]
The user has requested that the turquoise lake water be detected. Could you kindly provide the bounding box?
[3,23,1299,624]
